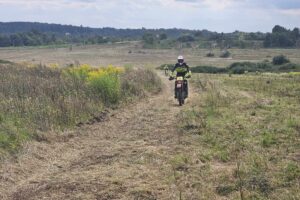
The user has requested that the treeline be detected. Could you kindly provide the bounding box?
[142,25,300,49]
[0,22,299,48]
[264,25,300,48]
[0,22,200,38]
[0,30,110,47]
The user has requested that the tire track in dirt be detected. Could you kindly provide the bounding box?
[0,72,193,200]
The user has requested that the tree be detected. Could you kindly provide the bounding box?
[0,35,11,47]
[177,35,195,43]
[10,34,23,46]
[159,33,167,40]
[142,33,155,45]
[272,25,287,34]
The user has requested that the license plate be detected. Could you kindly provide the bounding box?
[177,84,182,88]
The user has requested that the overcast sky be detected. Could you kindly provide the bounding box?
[0,0,299,32]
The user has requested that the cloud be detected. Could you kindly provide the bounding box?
[278,8,300,16]
[0,0,299,32]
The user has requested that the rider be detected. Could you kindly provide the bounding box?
[170,55,192,98]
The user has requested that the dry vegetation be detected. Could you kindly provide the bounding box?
[0,61,161,157]
[0,44,299,199]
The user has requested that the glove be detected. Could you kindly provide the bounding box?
[169,76,174,81]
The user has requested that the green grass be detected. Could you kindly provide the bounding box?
[176,73,300,199]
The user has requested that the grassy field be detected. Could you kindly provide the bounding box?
[1,43,300,68]
[174,73,300,199]
[0,45,299,199]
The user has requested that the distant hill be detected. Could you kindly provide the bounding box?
[0,22,201,38]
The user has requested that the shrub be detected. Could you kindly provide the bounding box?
[63,64,91,81]
[0,59,12,64]
[228,62,274,74]
[87,66,123,105]
[206,52,215,57]
[278,63,296,71]
[220,50,231,58]
[272,55,290,65]
[191,66,227,74]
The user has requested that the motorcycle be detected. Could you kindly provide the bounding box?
[170,76,188,106]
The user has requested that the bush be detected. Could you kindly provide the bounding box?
[191,66,227,74]
[0,59,12,64]
[272,55,290,65]
[87,66,123,105]
[206,52,215,57]
[278,63,297,71]
[220,50,231,58]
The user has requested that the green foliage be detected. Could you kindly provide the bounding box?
[272,55,290,65]
[142,33,155,45]
[264,25,300,47]
[191,66,227,74]
[0,59,12,64]
[0,29,110,47]
[159,33,167,40]
[88,72,121,105]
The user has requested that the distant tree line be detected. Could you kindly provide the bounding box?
[0,22,299,48]
[264,25,300,48]
[0,30,110,47]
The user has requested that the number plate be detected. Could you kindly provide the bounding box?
[177,84,182,88]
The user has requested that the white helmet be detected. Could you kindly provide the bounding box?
[178,55,184,63]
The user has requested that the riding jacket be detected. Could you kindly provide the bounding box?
[171,62,191,77]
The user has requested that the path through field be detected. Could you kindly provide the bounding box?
[0,73,197,200]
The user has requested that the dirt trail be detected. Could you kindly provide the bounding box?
[0,73,194,200]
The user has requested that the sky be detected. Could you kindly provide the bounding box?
[0,0,300,32]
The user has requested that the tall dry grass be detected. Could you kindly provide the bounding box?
[0,62,162,156]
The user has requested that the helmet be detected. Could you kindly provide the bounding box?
[178,55,184,64]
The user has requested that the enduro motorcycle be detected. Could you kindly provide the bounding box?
[170,76,188,106]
